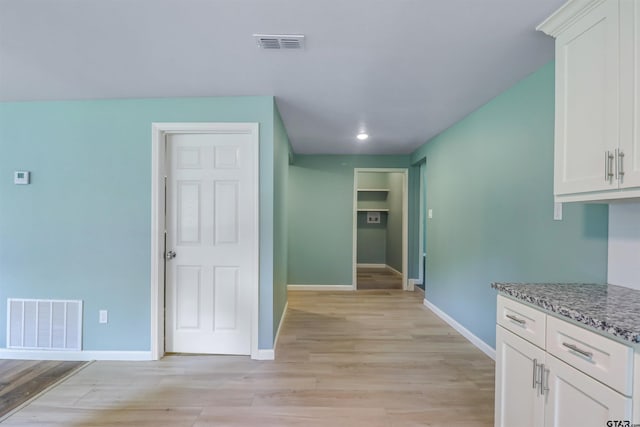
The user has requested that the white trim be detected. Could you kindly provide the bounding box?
[254,349,275,360]
[0,349,152,361]
[273,301,288,355]
[401,170,408,290]
[353,168,409,290]
[356,263,402,277]
[386,264,402,277]
[412,280,423,295]
[418,161,426,285]
[150,122,260,361]
[352,171,358,290]
[287,284,354,291]
[537,0,608,37]
[423,299,496,361]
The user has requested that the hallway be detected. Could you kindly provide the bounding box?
[3,291,494,426]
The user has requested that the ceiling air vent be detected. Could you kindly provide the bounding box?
[254,34,305,50]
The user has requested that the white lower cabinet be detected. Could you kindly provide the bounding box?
[495,326,545,427]
[495,296,635,427]
[544,354,632,427]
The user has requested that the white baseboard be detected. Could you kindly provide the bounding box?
[356,263,386,268]
[287,284,353,291]
[409,279,423,293]
[254,349,275,360]
[0,349,153,361]
[386,265,402,276]
[423,299,496,361]
[273,301,288,355]
[356,263,403,278]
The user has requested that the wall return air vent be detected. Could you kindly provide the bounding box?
[254,34,305,49]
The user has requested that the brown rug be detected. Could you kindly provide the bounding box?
[0,359,88,420]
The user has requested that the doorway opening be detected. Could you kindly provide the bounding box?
[352,168,408,290]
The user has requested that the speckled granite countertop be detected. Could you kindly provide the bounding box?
[491,283,640,344]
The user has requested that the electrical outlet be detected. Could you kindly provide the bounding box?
[99,310,108,324]
[367,212,381,224]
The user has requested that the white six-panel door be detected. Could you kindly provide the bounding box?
[165,131,257,355]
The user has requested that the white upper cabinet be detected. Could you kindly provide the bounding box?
[538,0,640,202]
[554,0,619,196]
[625,1,640,188]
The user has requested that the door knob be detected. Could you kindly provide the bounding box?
[166,251,177,260]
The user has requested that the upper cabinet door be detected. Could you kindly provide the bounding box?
[620,0,640,189]
[554,0,620,196]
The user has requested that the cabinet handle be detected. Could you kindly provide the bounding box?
[605,151,615,182]
[506,314,526,325]
[531,359,544,394]
[617,149,625,181]
[540,364,549,396]
[562,342,593,358]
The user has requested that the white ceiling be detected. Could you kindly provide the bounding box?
[0,0,565,154]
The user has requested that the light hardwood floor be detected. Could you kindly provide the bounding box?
[357,267,403,290]
[3,290,494,426]
[0,360,88,420]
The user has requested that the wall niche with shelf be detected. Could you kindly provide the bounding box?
[357,188,389,212]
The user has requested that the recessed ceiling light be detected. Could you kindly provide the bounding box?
[357,133,369,141]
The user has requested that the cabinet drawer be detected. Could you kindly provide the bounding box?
[546,315,633,396]
[497,295,546,348]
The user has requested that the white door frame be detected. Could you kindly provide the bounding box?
[352,168,409,290]
[418,162,426,285]
[150,122,260,360]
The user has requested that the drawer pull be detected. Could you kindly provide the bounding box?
[562,342,593,358]
[506,314,526,325]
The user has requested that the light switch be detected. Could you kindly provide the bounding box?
[428,209,433,219]
[553,202,563,221]
[99,310,108,324]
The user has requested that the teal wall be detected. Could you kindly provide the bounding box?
[356,172,389,264]
[385,173,403,272]
[0,96,279,351]
[272,101,290,340]
[410,62,609,349]
[357,213,387,264]
[288,155,410,286]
